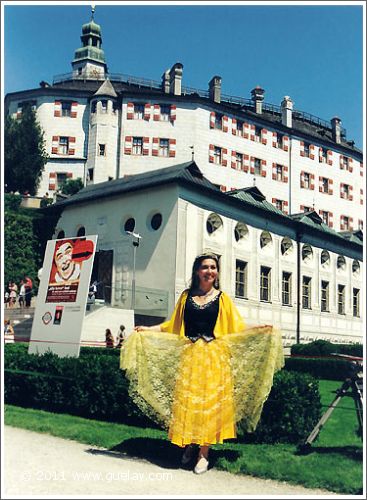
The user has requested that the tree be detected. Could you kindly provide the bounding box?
[60,177,84,196]
[5,105,49,195]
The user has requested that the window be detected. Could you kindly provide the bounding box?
[77,226,86,237]
[236,153,243,170]
[321,177,329,193]
[254,125,262,142]
[61,101,72,117]
[282,272,292,306]
[303,142,310,158]
[254,158,261,175]
[59,137,69,154]
[353,288,360,317]
[159,138,169,157]
[17,100,37,114]
[260,266,271,302]
[302,244,313,262]
[276,164,284,181]
[57,230,65,239]
[101,100,108,113]
[132,137,143,155]
[321,281,329,312]
[281,237,293,256]
[260,231,272,249]
[302,276,312,309]
[235,260,248,298]
[320,148,327,162]
[303,172,311,189]
[352,260,360,275]
[302,205,312,212]
[274,199,284,211]
[358,220,363,230]
[234,222,248,242]
[56,173,67,190]
[321,250,330,268]
[160,104,170,121]
[214,146,222,165]
[338,284,345,315]
[320,211,330,225]
[206,213,223,234]
[337,255,346,270]
[124,218,136,233]
[91,101,97,113]
[98,144,106,156]
[342,156,348,169]
[341,184,350,198]
[150,213,162,230]
[276,133,284,148]
[134,103,144,119]
[236,120,243,136]
[215,113,223,130]
[87,168,94,182]
[340,215,351,231]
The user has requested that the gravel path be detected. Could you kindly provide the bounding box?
[4,426,335,496]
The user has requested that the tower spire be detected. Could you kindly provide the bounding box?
[91,4,95,21]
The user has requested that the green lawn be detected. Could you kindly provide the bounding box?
[4,379,363,494]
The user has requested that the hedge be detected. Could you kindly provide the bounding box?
[4,343,321,444]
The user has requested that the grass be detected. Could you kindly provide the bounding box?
[4,380,363,494]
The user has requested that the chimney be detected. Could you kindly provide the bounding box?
[251,86,265,114]
[161,70,170,94]
[331,116,342,144]
[169,63,183,96]
[209,76,222,103]
[281,96,294,128]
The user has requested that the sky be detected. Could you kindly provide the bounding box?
[3,1,364,149]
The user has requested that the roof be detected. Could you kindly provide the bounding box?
[53,162,363,256]
[93,79,117,98]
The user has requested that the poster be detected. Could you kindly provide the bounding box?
[28,236,98,357]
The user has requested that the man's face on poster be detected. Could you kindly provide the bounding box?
[55,242,75,280]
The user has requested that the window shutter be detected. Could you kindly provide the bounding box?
[51,136,59,155]
[70,102,78,118]
[319,147,324,162]
[243,122,250,139]
[222,116,229,133]
[300,141,305,157]
[283,135,289,152]
[152,137,159,156]
[144,103,151,120]
[49,172,56,190]
[329,179,333,195]
[54,101,61,117]
[243,154,249,173]
[283,165,288,183]
[169,138,176,157]
[339,155,345,169]
[272,131,277,148]
[170,105,177,122]
[250,157,255,174]
[209,112,215,129]
[222,148,228,167]
[209,144,215,163]
[231,151,237,169]
[327,150,333,165]
[261,128,268,145]
[124,136,132,155]
[250,124,255,141]
[143,137,150,156]
[153,104,160,121]
[69,137,75,155]
[261,159,267,177]
[127,102,134,120]
[309,144,315,160]
[272,162,277,180]
[232,118,237,135]
[340,216,345,231]
[220,185,227,192]
[283,200,288,215]
[340,184,344,198]
[310,173,315,190]
[360,189,363,206]
[348,158,353,173]
[360,162,363,177]
[67,172,73,178]
[348,185,353,201]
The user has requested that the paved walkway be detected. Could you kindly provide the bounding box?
[4,426,335,496]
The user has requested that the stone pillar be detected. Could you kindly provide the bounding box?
[209,76,222,103]
[281,96,294,128]
[251,86,265,114]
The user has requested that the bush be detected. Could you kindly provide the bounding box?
[238,370,321,444]
[288,340,363,380]
[5,344,321,443]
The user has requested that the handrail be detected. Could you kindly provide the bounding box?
[52,71,347,137]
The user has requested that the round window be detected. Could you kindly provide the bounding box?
[124,218,136,233]
[302,244,313,262]
[77,226,86,237]
[260,231,272,249]
[151,213,162,230]
[234,222,249,242]
[281,237,293,256]
[337,255,346,270]
[352,260,360,275]
[57,230,65,239]
[321,250,330,268]
[207,213,223,235]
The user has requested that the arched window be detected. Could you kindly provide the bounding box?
[77,226,85,237]
[124,217,135,233]
[206,213,223,235]
[150,213,162,231]
[321,250,330,268]
[260,231,272,249]
[302,244,313,262]
[57,230,65,239]
[234,222,248,242]
[352,260,360,275]
[337,255,346,270]
[281,237,293,256]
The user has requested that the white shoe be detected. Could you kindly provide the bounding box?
[194,456,209,474]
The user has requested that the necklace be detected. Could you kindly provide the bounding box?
[196,287,215,298]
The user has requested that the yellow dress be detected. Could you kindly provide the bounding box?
[120,290,284,447]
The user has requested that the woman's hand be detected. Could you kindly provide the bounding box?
[134,325,148,332]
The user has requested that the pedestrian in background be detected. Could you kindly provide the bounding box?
[18,280,26,308]
[116,324,126,348]
[24,276,33,308]
[105,328,114,348]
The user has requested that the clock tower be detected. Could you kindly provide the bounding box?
[71,6,107,80]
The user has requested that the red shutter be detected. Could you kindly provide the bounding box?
[327,150,333,165]
[243,123,250,139]
[243,154,249,173]
[222,148,228,167]
[49,172,56,190]
[209,144,215,163]
[250,124,255,141]
[309,144,315,160]
[153,104,160,121]
[348,158,353,173]
[283,136,289,152]
[232,118,237,135]
[127,102,134,120]
[272,131,277,148]
[169,138,176,157]
[210,112,215,129]
[261,159,266,177]
[124,136,132,155]
[70,102,78,118]
[54,101,61,117]
[67,172,73,178]
[310,174,315,190]
[69,136,75,155]
[143,137,150,155]
[144,103,151,120]
[272,162,277,180]
[231,151,237,169]
[170,105,177,122]
[329,178,333,195]
[223,116,229,133]
[261,128,268,145]
[152,137,159,156]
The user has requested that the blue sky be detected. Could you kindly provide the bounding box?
[3,2,364,148]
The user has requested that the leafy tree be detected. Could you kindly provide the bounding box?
[5,105,49,195]
[60,177,84,196]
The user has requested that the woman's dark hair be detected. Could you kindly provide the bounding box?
[189,253,220,292]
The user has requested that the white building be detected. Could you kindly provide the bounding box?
[53,161,363,345]
[5,12,364,234]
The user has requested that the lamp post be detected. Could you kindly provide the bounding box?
[126,231,142,310]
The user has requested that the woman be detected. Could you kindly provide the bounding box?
[121,253,284,474]
[105,328,114,348]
